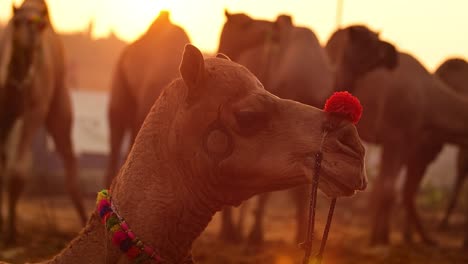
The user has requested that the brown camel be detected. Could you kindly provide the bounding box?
[435,58,468,248]
[217,12,388,245]
[0,0,86,244]
[2,44,367,263]
[218,11,334,245]
[326,26,468,246]
[106,11,190,187]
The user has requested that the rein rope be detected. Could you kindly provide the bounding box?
[301,135,337,264]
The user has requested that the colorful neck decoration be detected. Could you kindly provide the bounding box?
[302,91,363,264]
[96,190,163,263]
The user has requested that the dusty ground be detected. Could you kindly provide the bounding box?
[0,189,467,264]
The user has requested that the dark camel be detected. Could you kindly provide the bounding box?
[326,26,468,246]
[435,58,468,249]
[1,44,367,263]
[217,13,392,245]
[0,0,86,244]
[106,11,190,187]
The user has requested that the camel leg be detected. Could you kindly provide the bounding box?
[106,66,136,188]
[5,112,45,244]
[291,185,309,244]
[0,110,21,235]
[106,105,131,187]
[219,206,242,243]
[0,148,5,234]
[370,143,405,246]
[464,208,468,249]
[403,161,437,245]
[439,148,468,229]
[46,106,87,226]
[247,193,269,245]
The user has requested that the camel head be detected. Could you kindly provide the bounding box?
[11,1,48,51]
[164,45,366,206]
[435,58,468,95]
[218,10,275,61]
[326,25,398,91]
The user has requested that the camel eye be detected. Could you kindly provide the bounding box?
[235,110,270,136]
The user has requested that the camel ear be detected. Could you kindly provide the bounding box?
[224,9,231,19]
[216,53,231,61]
[275,15,293,28]
[348,26,365,42]
[380,42,398,70]
[180,44,206,102]
[12,5,18,15]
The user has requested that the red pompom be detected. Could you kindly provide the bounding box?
[324,91,362,124]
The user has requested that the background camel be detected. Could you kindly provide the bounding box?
[106,11,190,187]
[7,44,367,263]
[0,0,86,244]
[326,26,468,246]
[217,11,334,244]
[217,12,388,245]
[434,58,468,248]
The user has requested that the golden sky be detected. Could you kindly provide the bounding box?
[1,0,467,71]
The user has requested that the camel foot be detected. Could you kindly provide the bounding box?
[247,226,264,246]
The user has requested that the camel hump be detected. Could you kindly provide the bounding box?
[275,14,293,28]
[437,58,467,73]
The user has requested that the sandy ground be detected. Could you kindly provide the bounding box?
[0,190,467,264]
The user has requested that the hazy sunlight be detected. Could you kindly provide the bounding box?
[0,0,467,70]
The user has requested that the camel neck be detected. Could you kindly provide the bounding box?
[106,83,222,263]
[426,77,468,145]
[107,154,220,263]
[8,44,34,85]
[43,212,120,264]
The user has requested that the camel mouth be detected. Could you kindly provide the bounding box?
[321,174,356,197]
[302,155,362,197]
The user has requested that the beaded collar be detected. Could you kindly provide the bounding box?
[96,189,163,263]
